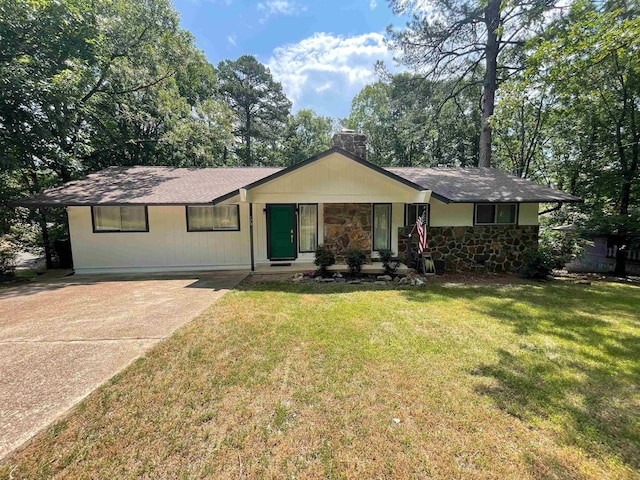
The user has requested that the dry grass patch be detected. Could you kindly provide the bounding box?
[1,279,639,479]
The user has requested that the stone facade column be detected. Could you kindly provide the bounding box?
[323,203,372,260]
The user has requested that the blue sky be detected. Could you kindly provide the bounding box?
[173,0,411,119]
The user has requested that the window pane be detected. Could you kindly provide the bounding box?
[496,204,516,224]
[476,204,496,224]
[406,204,429,226]
[212,205,239,230]
[120,206,146,231]
[94,206,121,231]
[299,204,317,252]
[406,205,417,226]
[188,206,214,231]
[373,204,391,251]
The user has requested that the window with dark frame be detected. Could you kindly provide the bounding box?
[92,206,148,232]
[475,203,517,225]
[373,203,391,251]
[187,205,240,231]
[405,203,429,227]
[298,204,317,253]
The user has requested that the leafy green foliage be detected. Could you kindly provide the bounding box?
[0,238,17,278]
[0,0,242,264]
[520,247,555,279]
[525,1,640,275]
[378,249,400,275]
[539,228,584,270]
[314,246,336,276]
[345,248,366,275]
[217,55,292,166]
[491,81,550,180]
[386,0,557,167]
[281,109,333,165]
[347,74,481,167]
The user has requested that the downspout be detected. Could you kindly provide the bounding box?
[249,203,255,272]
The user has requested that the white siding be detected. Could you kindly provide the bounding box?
[68,205,251,274]
[253,203,268,263]
[518,203,539,225]
[429,200,539,226]
[430,200,475,226]
[247,153,429,204]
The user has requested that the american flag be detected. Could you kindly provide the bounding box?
[416,208,428,254]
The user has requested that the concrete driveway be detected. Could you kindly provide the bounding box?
[0,270,247,460]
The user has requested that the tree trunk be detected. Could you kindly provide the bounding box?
[479,0,500,168]
[38,208,54,270]
[614,238,627,277]
[26,169,54,269]
[245,108,252,166]
[614,175,633,276]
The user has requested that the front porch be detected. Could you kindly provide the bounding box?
[253,261,411,275]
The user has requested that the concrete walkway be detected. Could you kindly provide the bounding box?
[0,270,247,460]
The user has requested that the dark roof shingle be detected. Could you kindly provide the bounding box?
[17,166,282,206]
[388,167,582,203]
[15,163,580,206]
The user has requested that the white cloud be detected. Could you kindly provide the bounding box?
[257,1,306,22]
[315,83,332,93]
[370,0,378,9]
[266,32,395,117]
[227,34,237,46]
[392,0,433,14]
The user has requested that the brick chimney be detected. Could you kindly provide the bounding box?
[331,129,367,160]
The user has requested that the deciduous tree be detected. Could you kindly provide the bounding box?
[281,109,333,165]
[531,0,640,275]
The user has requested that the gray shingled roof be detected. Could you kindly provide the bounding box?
[16,163,580,206]
[17,166,282,206]
[387,167,582,203]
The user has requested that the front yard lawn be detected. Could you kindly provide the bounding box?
[1,279,638,479]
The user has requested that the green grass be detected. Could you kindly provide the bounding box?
[1,278,638,479]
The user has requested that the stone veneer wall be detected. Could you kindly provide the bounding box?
[330,132,367,160]
[323,203,372,259]
[398,225,539,272]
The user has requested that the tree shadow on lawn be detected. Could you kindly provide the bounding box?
[403,281,640,473]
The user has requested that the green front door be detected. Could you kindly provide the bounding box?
[268,204,296,260]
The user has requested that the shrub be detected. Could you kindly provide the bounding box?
[378,248,400,275]
[539,228,583,269]
[345,248,367,275]
[0,238,17,279]
[520,246,555,279]
[314,246,335,276]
